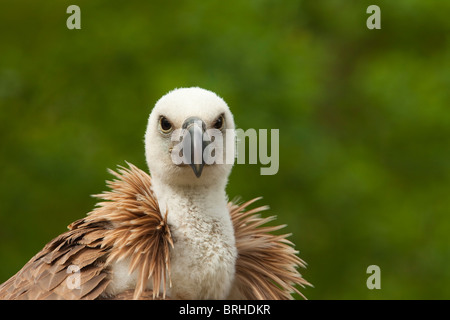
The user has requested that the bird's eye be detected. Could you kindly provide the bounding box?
[213,115,224,130]
[159,116,173,133]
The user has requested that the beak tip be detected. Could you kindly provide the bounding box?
[190,163,204,178]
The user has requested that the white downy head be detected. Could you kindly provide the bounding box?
[145,87,235,188]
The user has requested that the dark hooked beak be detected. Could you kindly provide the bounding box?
[181,117,207,178]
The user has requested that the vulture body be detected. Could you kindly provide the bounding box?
[0,88,310,300]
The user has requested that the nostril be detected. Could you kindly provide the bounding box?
[182,117,206,131]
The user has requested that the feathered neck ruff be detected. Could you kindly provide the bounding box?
[70,163,310,299]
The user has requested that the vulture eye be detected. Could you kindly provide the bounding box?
[159,116,173,133]
[213,114,224,130]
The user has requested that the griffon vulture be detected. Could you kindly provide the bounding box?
[0,87,310,300]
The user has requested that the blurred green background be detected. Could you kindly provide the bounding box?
[0,0,449,299]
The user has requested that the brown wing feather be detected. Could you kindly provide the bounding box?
[0,221,110,300]
[229,197,312,299]
[0,163,173,300]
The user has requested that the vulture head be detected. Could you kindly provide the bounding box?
[144,87,235,187]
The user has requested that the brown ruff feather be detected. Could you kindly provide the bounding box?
[0,163,310,300]
[83,163,174,300]
[229,198,311,299]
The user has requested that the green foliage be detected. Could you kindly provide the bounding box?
[0,0,449,299]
